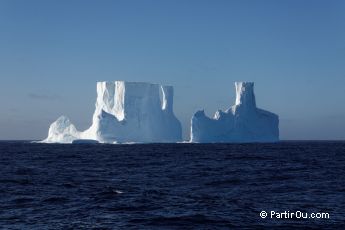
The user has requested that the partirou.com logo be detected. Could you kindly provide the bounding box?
[260,210,330,219]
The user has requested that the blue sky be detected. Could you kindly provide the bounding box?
[0,0,344,140]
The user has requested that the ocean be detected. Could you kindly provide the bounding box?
[0,141,344,229]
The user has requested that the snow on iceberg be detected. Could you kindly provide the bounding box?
[43,81,182,143]
[190,82,279,143]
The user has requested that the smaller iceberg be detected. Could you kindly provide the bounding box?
[190,82,279,143]
[43,116,80,143]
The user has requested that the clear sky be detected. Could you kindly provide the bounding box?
[0,0,344,140]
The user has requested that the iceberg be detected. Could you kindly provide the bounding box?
[190,82,279,143]
[43,81,182,143]
[43,116,80,143]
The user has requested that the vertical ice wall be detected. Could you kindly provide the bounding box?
[161,86,173,111]
[235,82,256,108]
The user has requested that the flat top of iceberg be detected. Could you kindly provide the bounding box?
[97,81,173,87]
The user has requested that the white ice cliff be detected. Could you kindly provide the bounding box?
[190,82,279,143]
[43,81,182,143]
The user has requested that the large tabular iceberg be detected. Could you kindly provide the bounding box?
[43,81,182,143]
[190,82,279,143]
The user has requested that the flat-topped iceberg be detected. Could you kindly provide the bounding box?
[43,81,182,143]
[190,82,279,143]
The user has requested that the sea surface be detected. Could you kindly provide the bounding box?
[0,141,344,229]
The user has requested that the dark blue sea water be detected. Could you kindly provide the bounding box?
[0,141,344,229]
